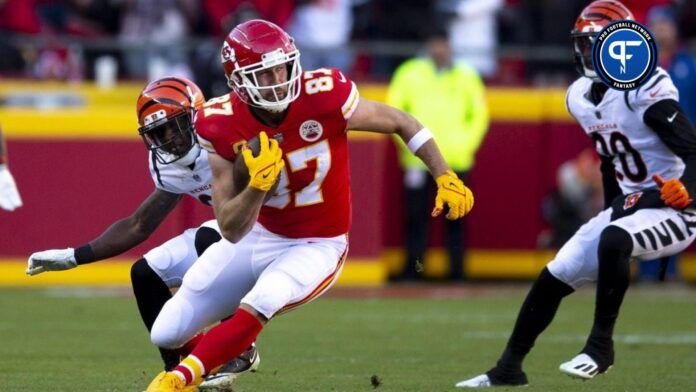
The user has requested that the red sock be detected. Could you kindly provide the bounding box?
[174,308,263,384]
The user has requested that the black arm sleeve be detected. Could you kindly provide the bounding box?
[644,99,696,202]
[600,155,622,209]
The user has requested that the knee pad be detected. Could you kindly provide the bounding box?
[150,296,194,349]
[195,226,222,256]
[599,226,633,257]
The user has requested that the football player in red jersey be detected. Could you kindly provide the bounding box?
[145,19,474,391]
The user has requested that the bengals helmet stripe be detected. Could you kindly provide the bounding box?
[573,0,633,34]
[571,0,634,80]
[137,97,186,120]
[143,85,189,99]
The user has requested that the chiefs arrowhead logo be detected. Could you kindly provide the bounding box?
[221,41,236,63]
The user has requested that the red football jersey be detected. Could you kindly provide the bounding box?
[196,68,360,238]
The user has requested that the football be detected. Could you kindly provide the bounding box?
[232,134,280,201]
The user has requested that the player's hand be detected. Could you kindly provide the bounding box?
[26,248,77,276]
[0,164,22,211]
[242,131,285,192]
[432,170,474,220]
[653,174,693,209]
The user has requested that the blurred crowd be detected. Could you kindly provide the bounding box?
[1,0,696,94]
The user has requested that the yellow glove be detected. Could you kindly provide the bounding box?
[431,170,474,220]
[242,131,285,191]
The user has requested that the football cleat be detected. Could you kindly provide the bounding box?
[198,344,260,391]
[455,374,493,388]
[456,371,528,388]
[559,353,611,380]
[144,371,198,392]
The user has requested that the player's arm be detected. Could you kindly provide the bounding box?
[347,98,473,219]
[349,98,449,176]
[208,154,265,243]
[208,132,283,242]
[0,124,22,211]
[26,189,182,275]
[644,99,696,208]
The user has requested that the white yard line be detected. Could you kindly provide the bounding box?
[460,331,696,345]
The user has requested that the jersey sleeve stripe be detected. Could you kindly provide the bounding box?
[341,82,360,120]
[643,74,668,93]
[196,134,216,153]
[637,69,667,94]
[624,91,634,112]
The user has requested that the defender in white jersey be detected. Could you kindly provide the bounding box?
[457,1,696,388]
[26,77,258,379]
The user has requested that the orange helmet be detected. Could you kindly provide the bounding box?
[137,76,205,165]
[571,0,634,80]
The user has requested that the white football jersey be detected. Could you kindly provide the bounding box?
[148,149,213,206]
[566,68,683,195]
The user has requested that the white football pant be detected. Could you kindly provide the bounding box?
[150,223,348,349]
[547,207,696,289]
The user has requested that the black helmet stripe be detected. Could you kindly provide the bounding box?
[138,97,187,119]
[589,5,628,20]
[584,12,615,22]
[143,85,190,100]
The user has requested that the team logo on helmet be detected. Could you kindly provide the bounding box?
[299,120,323,142]
[221,41,236,63]
[592,21,657,90]
[144,109,167,125]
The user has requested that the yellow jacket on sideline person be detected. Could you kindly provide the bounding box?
[387,58,489,172]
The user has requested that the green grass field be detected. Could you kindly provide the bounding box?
[1,284,694,391]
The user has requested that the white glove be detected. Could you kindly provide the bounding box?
[0,164,22,211]
[26,248,77,276]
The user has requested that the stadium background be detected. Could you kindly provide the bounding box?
[2,0,696,285]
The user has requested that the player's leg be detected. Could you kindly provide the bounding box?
[149,234,259,352]
[447,171,468,280]
[131,220,221,370]
[446,211,466,280]
[579,226,630,373]
[171,233,348,386]
[456,209,612,388]
[400,168,430,280]
[561,208,696,379]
